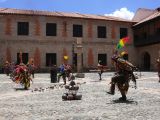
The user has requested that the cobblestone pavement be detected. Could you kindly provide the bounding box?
[0,72,160,120]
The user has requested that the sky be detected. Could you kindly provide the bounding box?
[0,0,159,20]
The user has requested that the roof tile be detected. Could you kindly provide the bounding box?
[0,8,132,22]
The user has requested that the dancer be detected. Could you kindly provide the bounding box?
[107,52,137,101]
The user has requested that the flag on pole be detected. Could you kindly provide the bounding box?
[116,37,129,49]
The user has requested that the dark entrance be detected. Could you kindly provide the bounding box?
[143,52,150,71]
[46,53,57,67]
[17,53,28,64]
[98,54,107,66]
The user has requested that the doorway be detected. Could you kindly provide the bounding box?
[17,53,28,64]
[143,52,150,71]
[98,54,107,66]
[46,53,57,66]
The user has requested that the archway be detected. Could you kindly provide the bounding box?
[142,52,150,71]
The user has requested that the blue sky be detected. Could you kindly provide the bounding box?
[0,0,159,20]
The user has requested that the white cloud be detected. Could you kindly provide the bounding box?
[104,7,134,20]
[0,0,7,2]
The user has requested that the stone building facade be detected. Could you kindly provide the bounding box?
[133,8,160,71]
[0,8,137,71]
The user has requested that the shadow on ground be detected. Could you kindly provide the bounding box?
[90,79,106,82]
[111,99,138,105]
[14,88,29,91]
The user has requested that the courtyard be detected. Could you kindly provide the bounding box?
[0,72,160,120]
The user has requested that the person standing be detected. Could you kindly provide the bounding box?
[57,64,66,84]
[4,61,10,76]
[97,60,104,80]
[65,64,72,81]
[156,58,160,82]
[50,65,58,83]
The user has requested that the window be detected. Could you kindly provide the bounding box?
[46,53,57,66]
[97,26,106,38]
[73,24,83,37]
[46,23,57,36]
[98,54,107,66]
[17,53,28,64]
[17,22,29,35]
[120,28,128,39]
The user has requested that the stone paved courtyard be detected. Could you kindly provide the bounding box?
[0,72,160,120]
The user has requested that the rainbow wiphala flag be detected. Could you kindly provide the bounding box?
[116,37,129,49]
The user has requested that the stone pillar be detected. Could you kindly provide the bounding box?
[19,51,23,64]
[76,38,85,78]
[72,43,75,69]
[77,46,82,73]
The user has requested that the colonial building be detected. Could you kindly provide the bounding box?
[133,7,160,70]
[0,8,136,71]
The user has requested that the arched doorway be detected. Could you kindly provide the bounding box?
[142,52,150,71]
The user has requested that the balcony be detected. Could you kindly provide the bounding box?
[134,34,160,47]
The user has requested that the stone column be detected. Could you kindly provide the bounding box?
[19,51,23,64]
[72,43,75,68]
[77,46,82,73]
[76,38,84,78]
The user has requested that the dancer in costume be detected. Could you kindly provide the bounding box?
[57,64,67,85]
[27,63,36,78]
[27,59,36,78]
[11,63,32,90]
[107,52,137,101]
[65,64,73,81]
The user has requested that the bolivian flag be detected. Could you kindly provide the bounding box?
[116,37,129,49]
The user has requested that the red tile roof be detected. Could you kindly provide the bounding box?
[133,8,160,26]
[132,8,155,22]
[0,8,132,22]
